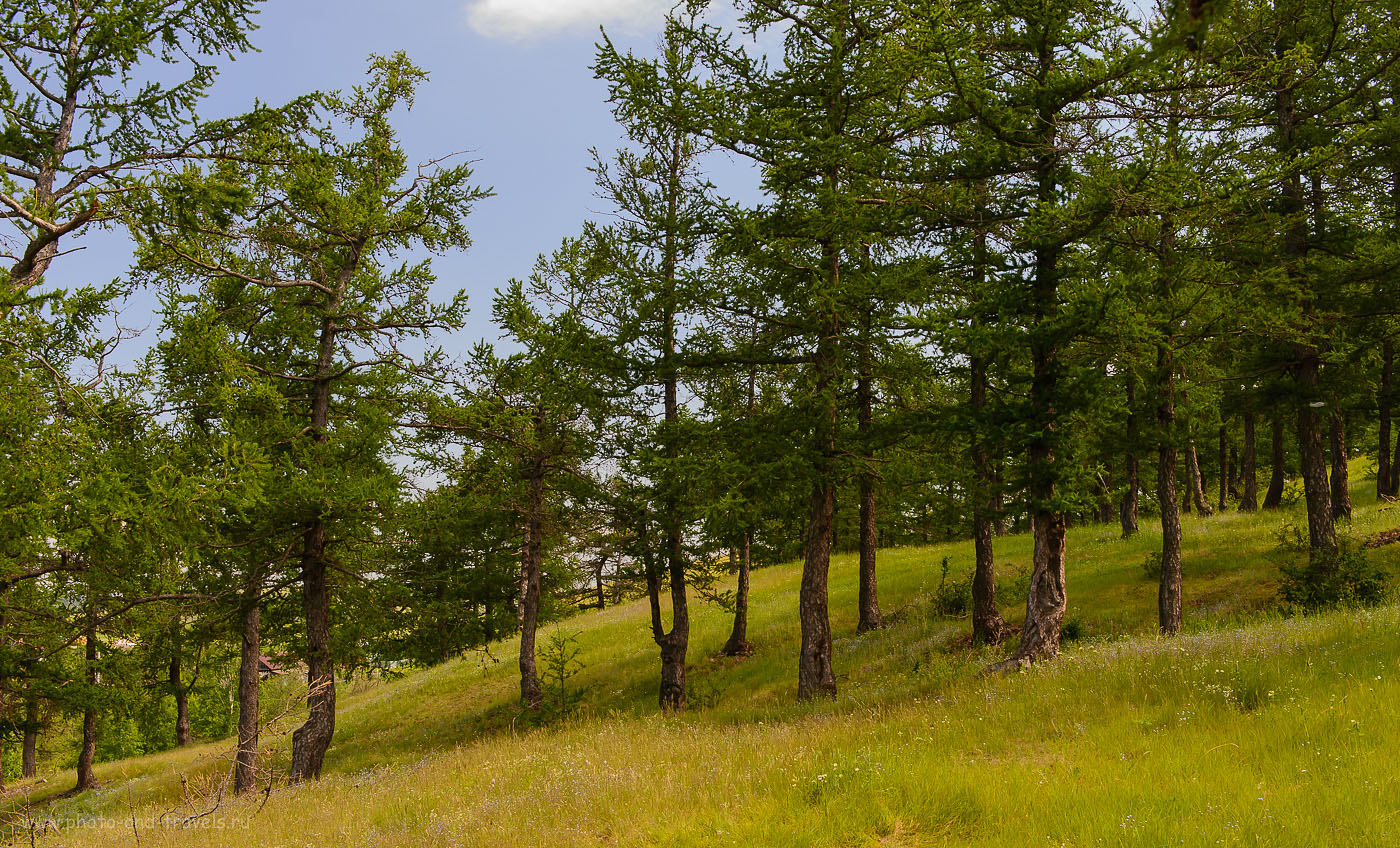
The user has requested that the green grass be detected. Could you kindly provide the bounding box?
[6,467,1400,846]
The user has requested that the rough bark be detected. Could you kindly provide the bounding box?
[1380,341,1394,498]
[797,313,838,700]
[234,600,260,795]
[170,643,191,748]
[1330,411,1352,520]
[1294,352,1337,552]
[1263,415,1286,509]
[970,353,1007,646]
[722,534,752,656]
[290,316,338,782]
[289,521,334,782]
[1241,413,1259,511]
[76,613,98,790]
[21,698,38,779]
[1278,78,1335,554]
[1121,381,1140,538]
[1157,349,1184,635]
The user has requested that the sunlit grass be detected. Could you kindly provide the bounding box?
[6,465,1400,845]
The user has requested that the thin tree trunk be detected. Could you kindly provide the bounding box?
[170,650,191,748]
[234,600,260,795]
[1228,445,1239,499]
[22,697,38,779]
[797,311,838,699]
[971,353,1006,646]
[1263,415,1287,509]
[1096,470,1115,524]
[1241,414,1259,511]
[1157,349,1184,635]
[1186,439,1213,516]
[856,333,881,633]
[722,534,752,656]
[518,463,545,708]
[992,466,1008,537]
[1121,381,1140,538]
[1217,425,1229,512]
[76,612,97,790]
[1329,410,1352,520]
[1380,341,1394,498]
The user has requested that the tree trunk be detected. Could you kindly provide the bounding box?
[1263,415,1286,509]
[1294,351,1337,553]
[289,520,335,782]
[1217,425,1229,512]
[290,319,338,782]
[1157,349,1184,635]
[1380,341,1394,498]
[518,464,544,709]
[21,698,38,779]
[76,613,98,791]
[234,600,260,795]
[1330,410,1352,520]
[1186,439,1213,516]
[970,354,1007,646]
[1096,470,1115,524]
[655,464,689,711]
[997,212,1066,669]
[856,350,881,633]
[1241,413,1259,511]
[797,315,838,700]
[1121,381,1140,538]
[170,642,191,748]
[722,534,752,656]
[857,471,881,632]
[1228,445,1239,499]
[992,466,1008,537]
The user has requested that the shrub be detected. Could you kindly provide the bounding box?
[1141,551,1162,581]
[931,557,973,617]
[538,629,586,722]
[1276,529,1390,614]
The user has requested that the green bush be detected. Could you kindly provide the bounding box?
[1276,530,1389,614]
[1141,551,1162,581]
[537,629,585,723]
[931,557,972,617]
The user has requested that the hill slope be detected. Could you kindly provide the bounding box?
[7,475,1400,846]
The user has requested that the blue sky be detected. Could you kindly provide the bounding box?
[55,0,717,362]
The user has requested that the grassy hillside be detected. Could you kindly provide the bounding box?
[6,470,1400,846]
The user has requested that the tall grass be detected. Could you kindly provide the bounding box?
[6,470,1399,846]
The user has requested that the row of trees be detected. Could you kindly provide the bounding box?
[2,0,1398,793]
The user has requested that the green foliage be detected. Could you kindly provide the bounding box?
[931,557,973,618]
[1142,551,1164,580]
[536,630,586,724]
[1275,529,1390,614]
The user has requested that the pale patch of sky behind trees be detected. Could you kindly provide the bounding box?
[62,0,737,369]
[464,0,673,40]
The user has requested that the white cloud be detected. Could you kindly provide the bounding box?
[464,0,670,41]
